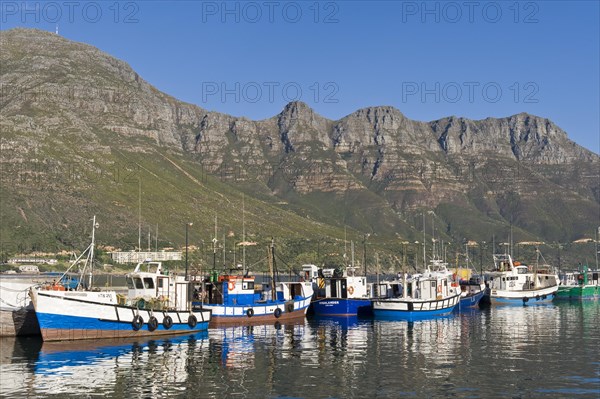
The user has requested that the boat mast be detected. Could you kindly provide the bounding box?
[422,212,426,270]
[596,227,599,271]
[212,214,217,272]
[344,226,348,267]
[402,243,407,299]
[268,239,277,301]
[87,215,97,289]
[242,196,246,276]
[138,179,141,252]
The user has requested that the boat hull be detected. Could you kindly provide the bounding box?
[372,294,461,321]
[487,285,558,305]
[555,285,600,300]
[201,296,312,326]
[459,290,485,309]
[33,290,211,342]
[311,298,372,317]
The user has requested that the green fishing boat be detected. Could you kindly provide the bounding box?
[556,265,600,300]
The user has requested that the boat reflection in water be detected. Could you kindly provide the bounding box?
[1,301,599,398]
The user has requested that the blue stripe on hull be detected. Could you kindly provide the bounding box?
[491,295,554,305]
[312,299,371,316]
[373,305,457,321]
[459,291,485,309]
[36,312,208,333]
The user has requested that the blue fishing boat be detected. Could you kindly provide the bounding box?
[194,241,313,325]
[303,264,371,317]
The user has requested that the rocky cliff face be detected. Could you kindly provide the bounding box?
[1,28,598,248]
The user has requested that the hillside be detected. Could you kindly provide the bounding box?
[1,28,598,270]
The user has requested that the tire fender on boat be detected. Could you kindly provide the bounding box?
[348,286,354,295]
[148,316,159,332]
[286,303,294,313]
[163,315,173,329]
[274,308,282,318]
[132,315,144,331]
[247,308,254,318]
[188,314,198,328]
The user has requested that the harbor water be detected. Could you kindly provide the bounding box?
[1,302,598,398]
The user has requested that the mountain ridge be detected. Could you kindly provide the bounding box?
[1,28,598,264]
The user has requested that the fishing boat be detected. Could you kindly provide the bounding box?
[303,264,371,317]
[195,240,313,325]
[555,265,600,300]
[484,252,559,305]
[31,217,211,341]
[371,270,461,321]
[458,275,486,309]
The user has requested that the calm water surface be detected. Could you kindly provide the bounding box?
[1,302,599,398]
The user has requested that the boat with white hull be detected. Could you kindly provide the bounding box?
[485,253,558,305]
[372,269,461,321]
[32,217,211,341]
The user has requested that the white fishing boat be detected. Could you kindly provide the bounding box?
[371,267,461,321]
[31,217,211,341]
[484,252,559,305]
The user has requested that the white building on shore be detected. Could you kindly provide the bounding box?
[109,251,182,264]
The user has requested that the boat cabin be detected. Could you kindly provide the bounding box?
[303,264,367,300]
[200,274,309,306]
[125,261,190,310]
[374,273,457,301]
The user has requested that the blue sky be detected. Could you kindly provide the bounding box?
[2,1,599,152]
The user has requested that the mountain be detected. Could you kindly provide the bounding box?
[1,28,598,268]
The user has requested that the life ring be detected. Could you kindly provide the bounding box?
[163,315,173,329]
[247,308,254,318]
[131,315,144,331]
[188,314,198,328]
[228,282,235,291]
[437,285,442,293]
[348,286,354,295]
[274,308,282,318]
[286,303,294,313]
[148,316,159,332]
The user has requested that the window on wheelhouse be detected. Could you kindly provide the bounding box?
[126,277,134,289]
[143,277,154,289]
[134,277,144,289]
[517,267,528,274]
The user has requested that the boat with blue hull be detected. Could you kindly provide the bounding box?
[32,217,211,341]
[459,289,485,309]
[195,241,313,325]
[484,253,559,305]
[303,264,371,317]
[32,261,211,341]
[371,271,461,321]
